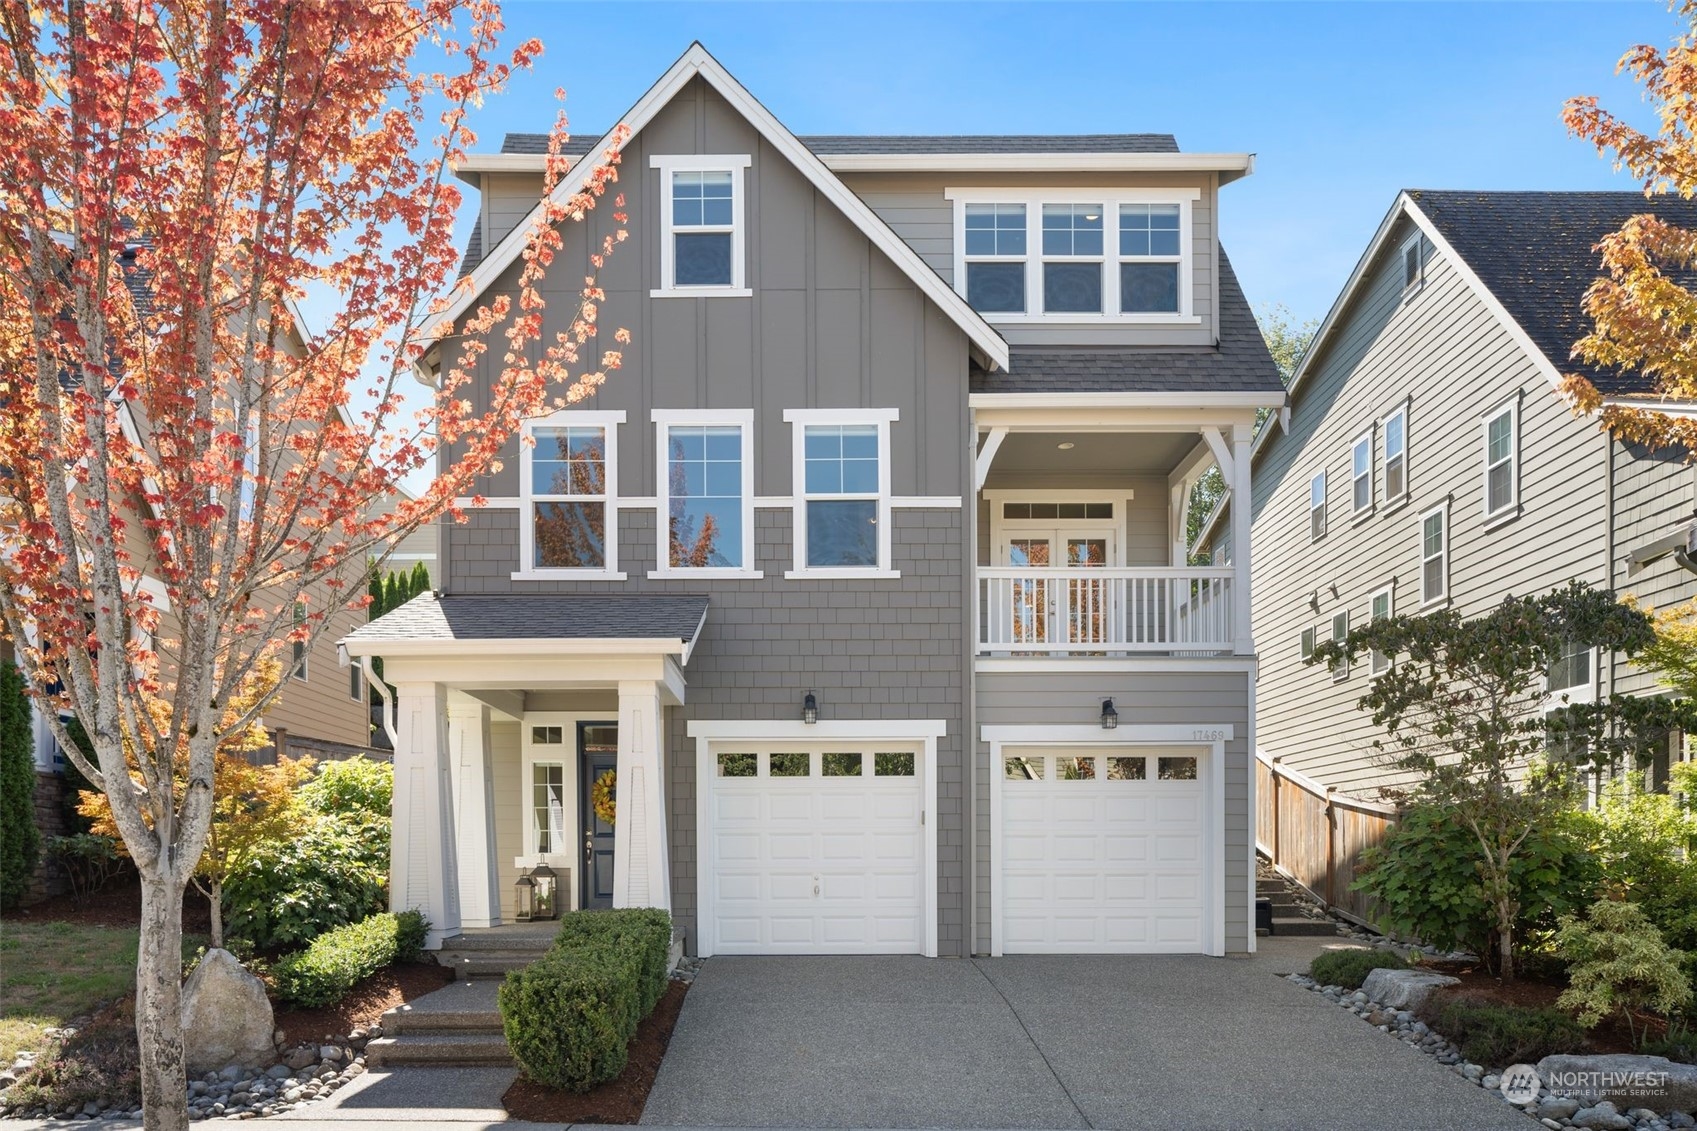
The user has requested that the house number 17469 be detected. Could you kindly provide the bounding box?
[1191,729,1226,742]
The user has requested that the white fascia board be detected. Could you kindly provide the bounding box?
[339,635,688,659]
[424,43,1009,378]
[1600,395,1697,419]
[687,719,948,740]
[446,150,1257,181]
[968,391,1283,410]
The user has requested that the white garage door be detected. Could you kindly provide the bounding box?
[998,745,1210,953]
[704,746,924,954]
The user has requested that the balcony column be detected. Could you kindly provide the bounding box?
[390,681,462,948]
[613,679,671,911]
[1230,423,1254,656]
[1169,482,1188,566]
[448,693,502,928]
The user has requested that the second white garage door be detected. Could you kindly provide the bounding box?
[995,744,1213,954]
[701,746,924,955]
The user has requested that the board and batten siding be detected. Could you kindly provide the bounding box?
[1249,212,1610,798]
[972,668,1253,955]
[440,76,975,955]
[1611,440,1697,700]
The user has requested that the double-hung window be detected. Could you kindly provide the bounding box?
[1548,640,1595,703]
[963,204,1027,313]
[1300,625,1317,661]
[1351,431,1373,517]
[1041,204,1104,314]
[1483,401,1518,522]
[520,410,623,578]
[785,409,897,578]
[1331,610,1350,682]
[654,410,756,577]
[652,155,750,295]
[1369,586,1394,676]
[1309,471,1327,542]
[1382,403,1408,504]
[1402,234,1424,295]
[1420,505,1448,604]
[1119,203,1182,313]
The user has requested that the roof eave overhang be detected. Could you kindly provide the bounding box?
[450,151,1257,181]
[340,636,690,659]
[1599,395,1697,419]
[969,390,1285,410]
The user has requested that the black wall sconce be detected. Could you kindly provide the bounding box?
[803,690,819,725]
[1100,698,1119,729]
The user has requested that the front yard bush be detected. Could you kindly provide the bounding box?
[1557,899,1693,1047]
[1308,948,1406,990]
[271,909,427,1007]
[501,908,673,1092]
[1416,993,1590,1066]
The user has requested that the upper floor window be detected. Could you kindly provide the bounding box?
[1330,610,1350,682]
[290,602,307,683]
[654,411,756,577]
[946,189,1197,322]
[1420,505,1447,605]
[652,155,751,296]
[1369,586,1394,676]
[1402,233,1424,295]
[1548,640,1595,703]
[1309,471,1327,542]
[519,410,624,578]
[1382,403,1408,504]
[1483,400,1519,522]
[784,408,898,579]
[1350,430,1373,517]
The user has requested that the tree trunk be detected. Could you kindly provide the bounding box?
[208,877,222,951]
[1496,891,1517,981]
[136,867,189,1131]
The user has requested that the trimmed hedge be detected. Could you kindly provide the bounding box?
[500,908,674,1092]
[272,909,428,1007]
[1308,948,1407,990]
[1415,993,1589,1065]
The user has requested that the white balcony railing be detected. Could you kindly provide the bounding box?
[977,566,1236,656]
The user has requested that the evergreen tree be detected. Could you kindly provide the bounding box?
[0,660,41,909]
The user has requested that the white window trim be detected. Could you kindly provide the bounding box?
[944,187,1200,323]
[1369,585,1394,678]
[783,408,900,579]
[1309,470,1327,543]
[1381,401,1410,510]
[1350,428,1374,521]
[1330,610,1350,683]
[651,154,753,298]
[983,488,1132,563]
[348,662,364,703]
[1547,643,1598,706]
[1482,398,1520,528]
[515,409,627,581]
[1420,503,1449,607]
[650,409,760,579]
[1300,625,1317,661]
[1401,233,1424,298]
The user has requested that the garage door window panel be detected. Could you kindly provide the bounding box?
[1158,756,1198,781]
[1108,756,1147,780]
[1006,755,1045,780]
[770,752,811,777]
[717,752,756,777]
[874,752,915,776]
[822,752,863,777]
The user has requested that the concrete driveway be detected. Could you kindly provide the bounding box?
[641,950,1536,1131]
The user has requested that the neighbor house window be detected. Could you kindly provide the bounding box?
[1370,586,1394,676]
[1351,431,1373,516]
[963,203,1027,313]
[1402,234,1423,293]
[654,411,755,575]
[520,410,623,577]
[1331,610,1350,682]
[1421,505,1447,604]
[785,409,896,577]
[1483,401,1518,521]
[948,190,1195,320]
[1300,626,1317,661]
[1382,404,1408,503]
[1119,203,1182,313]
[652,155,750,294]
[348,662,363,702]
[1309,471,1327,541]
[290,602,307,683]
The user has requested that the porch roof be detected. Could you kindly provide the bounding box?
[343,592,710,657]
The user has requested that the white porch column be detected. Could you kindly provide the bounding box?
[1230,423,1254,656]
[1169,481,1188,566]
[390,682,462,948]
[448,694,502,928]
[613,680,671,911]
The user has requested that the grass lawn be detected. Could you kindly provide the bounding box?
[0,920,152,1064]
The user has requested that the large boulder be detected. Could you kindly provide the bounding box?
[1537,1054,1697,1117]
[1359,967,1460,1010]
[181,949,277,1074]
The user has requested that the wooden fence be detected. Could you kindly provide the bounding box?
[1255,750,1399,928]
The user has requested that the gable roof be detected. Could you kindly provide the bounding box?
[498,132,1180,156]
[968,250,1282,396]
[431,43,1009,373]
[343,592,709,657]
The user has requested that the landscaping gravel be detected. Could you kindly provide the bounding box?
[1288,971,1697,1131]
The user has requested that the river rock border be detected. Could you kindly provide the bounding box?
[0,1024,378,1123]
[1288,972,1697,1131]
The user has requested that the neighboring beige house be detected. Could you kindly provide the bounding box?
[1196,190,1697,816]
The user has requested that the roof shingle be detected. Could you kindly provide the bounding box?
[345,592,709,645]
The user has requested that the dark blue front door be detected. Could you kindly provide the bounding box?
[579,723,617,910]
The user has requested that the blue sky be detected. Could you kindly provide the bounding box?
[455,0,1675,328]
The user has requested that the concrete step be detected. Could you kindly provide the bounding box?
[365,1033,512,1068]
[438,929,558,952]
[443,955,543,980]
[384,1008,504,1036]
[1268,916,1340,937]
[1256,878,1292,894]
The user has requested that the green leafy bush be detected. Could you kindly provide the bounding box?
[0,661,40,910]
[1356,803,1600,966]
[1308,948,1406,990]
[271,910,427,1008]
[224,757,392,950]
[1586,777,1697,963]
[1557,900,1694,1047]
[500,908,673,1092]
[1416,994,1590,1066]
[44,833,124,908]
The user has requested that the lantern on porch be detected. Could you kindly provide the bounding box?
[513,873,535,921]
[528,862,560,920]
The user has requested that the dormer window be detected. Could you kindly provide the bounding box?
[652,155,751,296]
[947,189,1197,322]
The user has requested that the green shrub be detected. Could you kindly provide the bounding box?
[1308,948,1407,990]
[1587,778,1697,965]
[271,909,427,1008]
[224,758,392,950]
[1416,994,1590,1066]
[500,908,673,1092]
[1356,803,1600,966]
[0,662,40,910]
[1557,900,1694,1047]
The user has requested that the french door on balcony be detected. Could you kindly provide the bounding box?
[1000,526,1119,647]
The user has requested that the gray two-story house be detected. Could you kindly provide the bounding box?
[345,44,1283,958]
[1196,190,1697,848]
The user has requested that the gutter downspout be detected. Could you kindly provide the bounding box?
[361,656,399,748]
